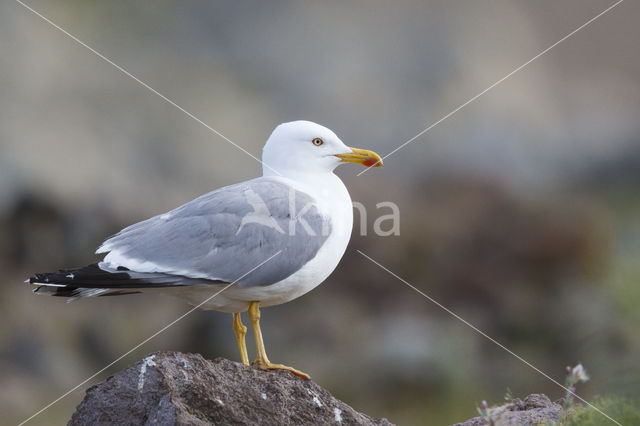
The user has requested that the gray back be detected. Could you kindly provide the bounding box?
[99,177,331,287]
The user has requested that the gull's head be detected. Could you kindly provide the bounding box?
[262,120,383,176]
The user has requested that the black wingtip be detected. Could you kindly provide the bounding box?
[26,263,209,298]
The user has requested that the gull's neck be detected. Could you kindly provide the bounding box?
[263,167,333,180]
[263,168,350,206]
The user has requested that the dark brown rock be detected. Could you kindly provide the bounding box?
[69,351,393,425]
[454,393,563,426]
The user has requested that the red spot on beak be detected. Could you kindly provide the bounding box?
[363,158,379,167]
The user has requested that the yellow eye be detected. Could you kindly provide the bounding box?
[312,137,324,146]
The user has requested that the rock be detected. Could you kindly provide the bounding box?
[69,351,393,425]
[454,393,563,426]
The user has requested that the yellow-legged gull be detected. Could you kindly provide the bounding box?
[29,120,383,379]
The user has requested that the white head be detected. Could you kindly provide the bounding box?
[262,120,382,177]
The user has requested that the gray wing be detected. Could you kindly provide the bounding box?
[97,177,330,288]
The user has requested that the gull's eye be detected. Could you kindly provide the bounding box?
[312,137,324,146]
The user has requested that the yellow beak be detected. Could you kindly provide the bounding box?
[335,147,383,168]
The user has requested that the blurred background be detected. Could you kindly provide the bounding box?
[2,0,639,424]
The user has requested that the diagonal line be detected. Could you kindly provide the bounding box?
[356,250,622,425]
[18,250,282,426]
[357,0,626,176]
[14,0,282,176]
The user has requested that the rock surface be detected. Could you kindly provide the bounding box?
[453,393,563,426]
[69,351,393,425]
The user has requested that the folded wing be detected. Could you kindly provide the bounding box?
[97,177,331,288]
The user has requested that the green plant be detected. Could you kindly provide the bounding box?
[565,396,640,425]
[560,363,590,423]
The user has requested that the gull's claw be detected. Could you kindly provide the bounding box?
[253,358,311,380]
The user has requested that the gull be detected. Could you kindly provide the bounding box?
[28,120,382,379]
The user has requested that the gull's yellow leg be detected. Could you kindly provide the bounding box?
[233,312,249,366]
[248,301,310,380]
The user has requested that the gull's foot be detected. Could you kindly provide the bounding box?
[253,359,311,380]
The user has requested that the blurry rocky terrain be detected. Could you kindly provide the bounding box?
[2,1,640,425]
[454,394,562,426]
